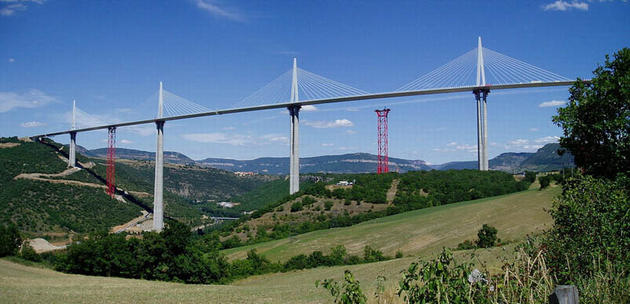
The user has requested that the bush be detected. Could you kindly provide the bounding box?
[545,175,630,282]
[290,201,303,212]
[476,224,498,248]
[317,270,367,304]
[20,243,42,262]
[398,248,489,303]
[324,200,334,211]
[395,250,403,259]
[0,224,21,257]
[539,175,551,189]
[524,171,537,183]
[456,239,476,250]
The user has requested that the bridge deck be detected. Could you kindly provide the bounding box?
[34,81,579,138]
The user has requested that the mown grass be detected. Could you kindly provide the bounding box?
[223,188,558,262]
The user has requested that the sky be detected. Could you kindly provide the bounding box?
[1,0,628,164]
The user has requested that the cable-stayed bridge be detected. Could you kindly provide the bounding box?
[33,37,584,232]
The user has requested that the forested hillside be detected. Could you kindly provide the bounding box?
[0,137,277,234]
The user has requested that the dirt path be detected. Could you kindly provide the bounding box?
[386,178,399,204]
[0,142,20,148]
[111,210,151,233]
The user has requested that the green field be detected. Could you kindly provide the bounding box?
[0,188,557,303]
[223,187,557,262]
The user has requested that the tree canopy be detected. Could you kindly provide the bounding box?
[553,48,630,178]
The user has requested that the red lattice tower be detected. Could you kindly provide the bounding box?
[375,108,390,174]
[107,127,116,198]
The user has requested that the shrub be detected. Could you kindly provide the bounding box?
[395,250,403,258]
[457,239,476,250]
[545,175,630,282]
[317,270,367,304]
[398,248,489,303]
[524,171,537,183]
[20,243,42,262]
[539,175,551,189]
[324,200,334,211]
[476,224,498,248]
[363,245,386,263]
[0,224,22,257]
[290,201,303,212]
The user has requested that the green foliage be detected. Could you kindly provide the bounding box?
[0,224,22,257]
[20,243,42,262]
[316,270,367,304]
[553,48,630,178]
[398,248,489,303]
[524,171,537,183]
[545,175,630,282]
[394,170,529,213]
[363,245,386,263]
[538,175,551,189]
[476,224,498,248]
[290,201,303,212]
[324,200,334,211]
[456,239,476,250]
[395,250,403,259]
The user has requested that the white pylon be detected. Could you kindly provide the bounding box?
[289,58,300,195]
[475,37,489,171]
[68,100,77,167]
[153,81,165,232]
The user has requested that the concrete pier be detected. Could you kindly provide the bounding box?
[153,82,164,232]
[69,132,76,167]
[289,105,300,194]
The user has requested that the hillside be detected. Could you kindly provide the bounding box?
[0,137,275,234]
[221,170,530,244]
[199,152,432,174]
[224,187,557,262]
[0,187,558,304]
[435,143,573,172]
[86,147,195,165]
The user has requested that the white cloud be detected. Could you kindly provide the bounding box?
[446,141,457,146]
[1,0,45,16]
[304,119,354,128]
[182,132,288,146]
[120,139,133,145]
[20,121,45,128]
[260,133,288,144]
[346,130,357,135]
[321,143,334,147]
[183,132,252,146]
[0,89,56,113]
[8,58,15,63]
[222,126,235,130]
[529,128,539,132]
[301,105,317,112]
[539,100,567,107]
[534,136,560,144]
[195,0,244,21]
[543,1,589,11]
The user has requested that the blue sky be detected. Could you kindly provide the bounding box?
[1,0,628,163]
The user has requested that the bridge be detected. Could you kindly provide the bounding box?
[32,37,583,232]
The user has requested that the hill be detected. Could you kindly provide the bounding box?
[433,143,573,172]
[0,137,274,235]
[221,170,530,244]
[86,147,195,165]
[223,187,557,262]
[0,187,557,304]
[199,152,432,174]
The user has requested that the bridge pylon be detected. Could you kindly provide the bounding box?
[288,58,300,195]
[153,81,165,232]
[474,37,489,171]
[68,100,77,168]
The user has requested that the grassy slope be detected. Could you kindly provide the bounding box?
[0,188,556,304]
[223,187,557,262]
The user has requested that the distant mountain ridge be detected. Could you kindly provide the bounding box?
[80,143,573,174]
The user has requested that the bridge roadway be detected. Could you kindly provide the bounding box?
[33,81,577,138]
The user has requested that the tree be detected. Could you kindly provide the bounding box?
[0,224,22,257]
[476,224,498,248]
[553,48,630,178]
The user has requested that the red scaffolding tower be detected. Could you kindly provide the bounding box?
[375,108,390,174]
[107,127,116,198]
